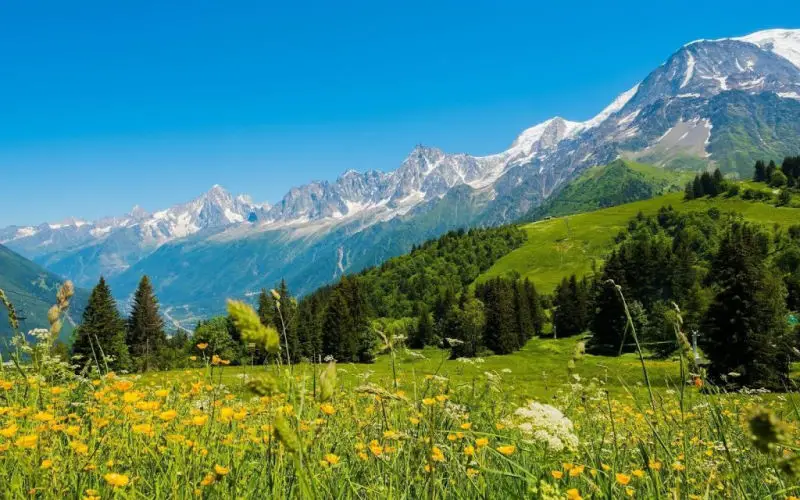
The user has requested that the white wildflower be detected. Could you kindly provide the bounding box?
[511,401,579,452]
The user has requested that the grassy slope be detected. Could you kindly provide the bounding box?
[523,159,694,222]
[478,189,800,293]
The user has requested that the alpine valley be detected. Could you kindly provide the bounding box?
[4,28,800,329]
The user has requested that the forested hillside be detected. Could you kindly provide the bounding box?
[0,243,87,346]
[523,159,690,222]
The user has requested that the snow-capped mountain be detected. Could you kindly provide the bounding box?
[4,28,800,326]
[2,186,270,284]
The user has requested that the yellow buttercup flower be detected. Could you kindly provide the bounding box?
[0,424,18,438]
[320,403,335,416]
[496,445,515,456]
[616,473,631,486]
[196,343,209,350]
[40,459,53,469]
[16,435,38,449]
[569,465,585,477]
[192,415,209,426]
[463,445,475,457]
[551,470,563,479]
[214,464,229,476]
[566,489,583,500]
[324,453,340,465]
[104,473,130,488]
[431,446,445,462]
[159,410,178,421]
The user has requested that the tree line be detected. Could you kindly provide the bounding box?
[543,205,799,389]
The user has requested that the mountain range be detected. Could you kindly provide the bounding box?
[3,28,800,330]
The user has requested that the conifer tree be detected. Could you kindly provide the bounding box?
[273,279,299,364]
[692,176,705,198]
[409,303,434,348]
[72,277,131,372]
[449,296,485,358]
[321,289,356,361]
[257,289,275,327]
[767,160,778,181]
[480,278,518,354]
[701,223,793,389]
[126,275,166,372]
[754,160,766,182]
[514,280,534,346]
[525,278,545,335]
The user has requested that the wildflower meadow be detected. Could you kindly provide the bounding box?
[1,283,799,499]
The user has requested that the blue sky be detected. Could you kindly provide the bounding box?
[1,0,799,226]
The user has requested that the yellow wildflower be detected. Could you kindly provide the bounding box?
[16,435,38,449]
[320,403,335,416]
[566,489,583,500]
[192,415,209,426]
[324,453,340,465]
[616,473,631,486]
[104,473,130,488]
[496,445,516,456]
[159,410,178,421]
[214,464,229,476]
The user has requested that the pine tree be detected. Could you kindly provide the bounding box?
[692,176,705,198]
[409,304,434,348]
[701,223,793,389]
[72,277,131,372]
[273,279,299,364]
[700,172,717,197]
[514,280,534,346]
[449,296,485,358]
[754,160,766,182]
[712,168,725,193]
[684,181,695,200]
[126,275,166,372]
[524,279,545,335]
[767,160,778,183]
[480,279,518,354]
[322,289,356,361]
[257,289,275,327]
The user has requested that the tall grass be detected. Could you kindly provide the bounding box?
[0,288,798,498]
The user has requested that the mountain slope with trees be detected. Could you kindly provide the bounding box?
[0,243,87,346]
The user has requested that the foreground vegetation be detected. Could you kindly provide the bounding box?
[1,290,800,498]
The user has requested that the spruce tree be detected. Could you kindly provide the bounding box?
[322,289,356,361]
[481,279,518,354]
[767,160,778,182]
[409,304,434,348]
[514,280,534,346]
[273,279,299,364]
[701,223,793,389]
[126,275,166,372]
[692,176,705,198]
[524,279,545,335]
[754,160,766,182]
[72,277,131,372]
[257,289,275,327]
[449,296,485,358]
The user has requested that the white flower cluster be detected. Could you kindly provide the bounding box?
[512,401,579,452]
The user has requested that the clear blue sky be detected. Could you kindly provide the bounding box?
[1,0,798,226]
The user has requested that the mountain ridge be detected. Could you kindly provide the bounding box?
[3,28,800,325]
